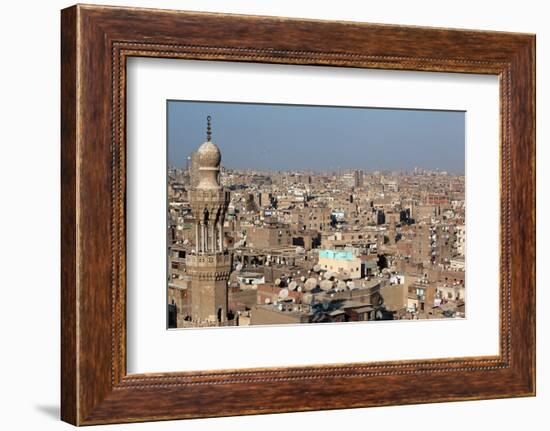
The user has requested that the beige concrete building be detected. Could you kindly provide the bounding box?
[246,225,292,249]
[317,249,362,279]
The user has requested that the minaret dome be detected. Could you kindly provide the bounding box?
[196,115,222,190]
[197,141,221,169]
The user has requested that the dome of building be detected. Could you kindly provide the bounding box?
[194,116,222,190]
[196,141,221,169]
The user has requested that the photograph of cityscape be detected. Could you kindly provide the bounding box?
[167,101,466,329]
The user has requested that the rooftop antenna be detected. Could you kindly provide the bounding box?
[206,115,212,141]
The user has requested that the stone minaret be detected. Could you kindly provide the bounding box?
[186,116,232,325]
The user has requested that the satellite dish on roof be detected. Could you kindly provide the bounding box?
[264,298,271,304]
[296,285,303,292]
[300,276,306,282]
[324,271,335,280]
[279,288,289,299]
[320,280,333,291]
[288,281,298,291]
[302,293,313,304]
[235,263,243,271]
[347,281,356,290]
[274,278,281,286]
[305,278,318,291]
[337,280,347,291]
[313,264,321,272]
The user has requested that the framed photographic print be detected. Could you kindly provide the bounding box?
[61,4,536,425]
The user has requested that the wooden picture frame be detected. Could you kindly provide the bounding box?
[61,4,535,425]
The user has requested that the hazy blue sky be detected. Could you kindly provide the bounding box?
[167,100,465,174]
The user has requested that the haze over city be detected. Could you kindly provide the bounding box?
[168,100,465,174]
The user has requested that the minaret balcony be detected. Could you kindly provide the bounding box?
[186,252,232,267]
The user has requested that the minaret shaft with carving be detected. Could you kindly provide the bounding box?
[186,116,232,325]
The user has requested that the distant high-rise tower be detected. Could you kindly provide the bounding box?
[186,116,232,325]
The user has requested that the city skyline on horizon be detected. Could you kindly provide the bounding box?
[168,100,465,174]
[169,165,462,176]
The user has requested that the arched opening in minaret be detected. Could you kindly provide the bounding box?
[217,307,222,323]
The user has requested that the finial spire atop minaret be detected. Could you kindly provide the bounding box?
[206,115,212,142]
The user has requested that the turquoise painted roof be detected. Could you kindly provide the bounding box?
[319,249,354,261]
